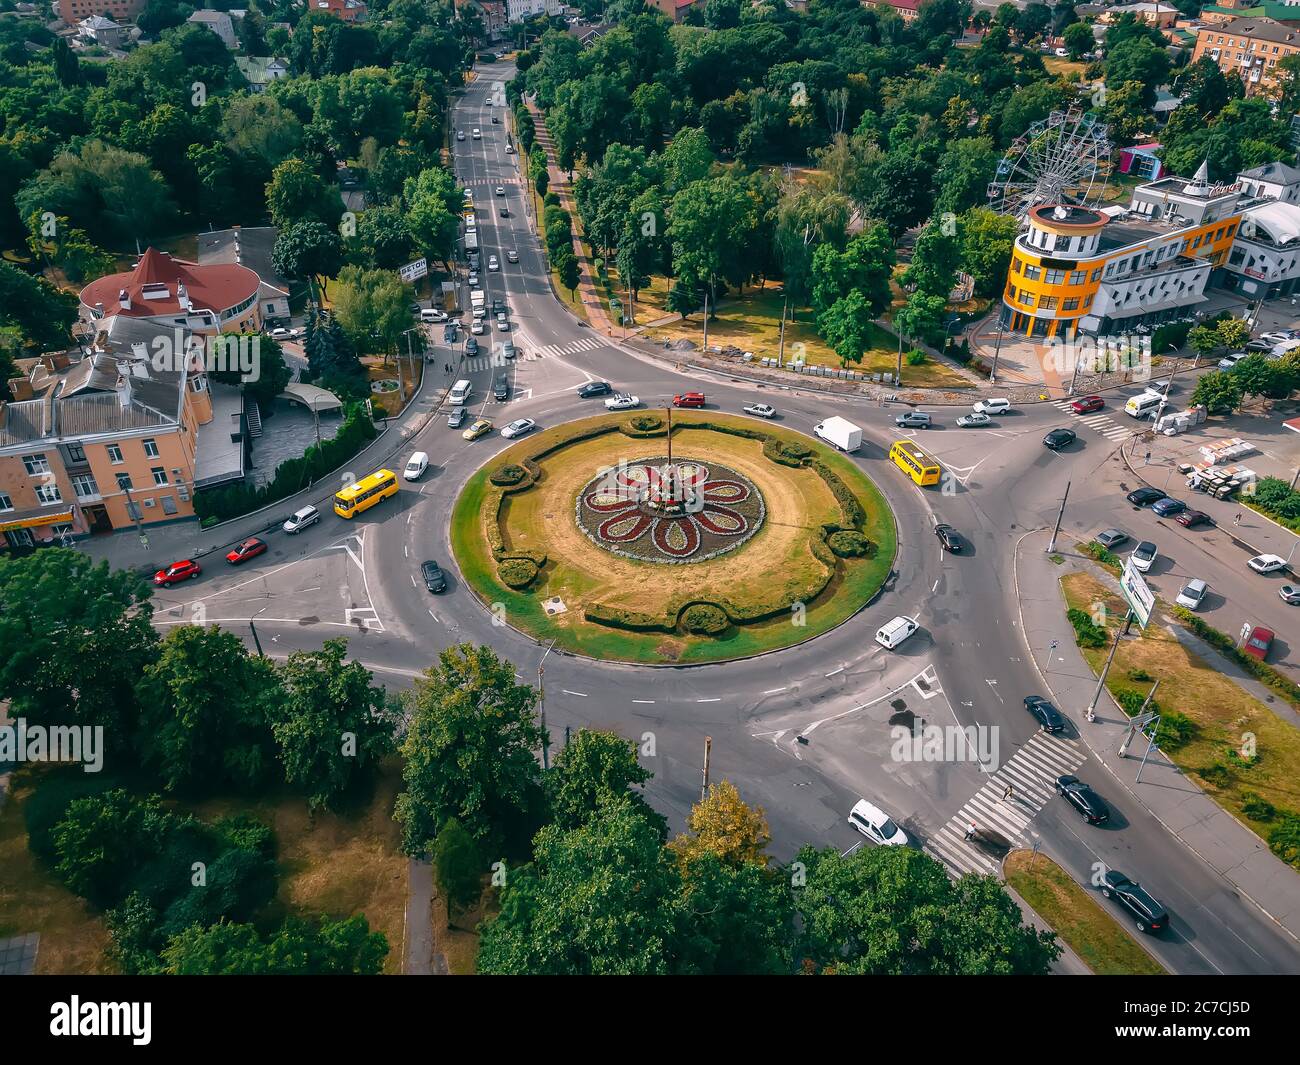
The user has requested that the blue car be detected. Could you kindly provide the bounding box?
[1151,496,1186,518]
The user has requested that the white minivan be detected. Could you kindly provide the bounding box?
[1124,391,1163,418]
[847,799,909,847]
[448,379,472,404]
[875,615,919,650]
[403,451,429,481]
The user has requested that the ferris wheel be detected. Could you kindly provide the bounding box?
[986,109,1112,219]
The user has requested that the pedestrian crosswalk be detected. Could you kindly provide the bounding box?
[923,731,1088,879]
[533,336,604,358]
[1050,400,1132,442]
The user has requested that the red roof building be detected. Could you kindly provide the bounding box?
[308,0,369,21]
[864,0,921,20]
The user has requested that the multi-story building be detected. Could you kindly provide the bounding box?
[186,9,238,48]
[999,163,1244,339]
[78,15,127,49]
[1191,16,1300,95]
[57,0,143,28]
[307,0,370,22]
[647,0,700,21]
[506,0,561,21]
[1236,161,1300,203]
[0,321,245,551]
[861,0,920,20]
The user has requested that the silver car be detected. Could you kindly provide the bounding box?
[1175,579,1207,610]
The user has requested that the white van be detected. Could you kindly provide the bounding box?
[875,616,919,650]
[1124,392,1163,419]
[403,451,429,481]
[448,379,472,405]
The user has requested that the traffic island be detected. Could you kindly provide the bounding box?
[1003,850,1166,976]
[450,412,896,664]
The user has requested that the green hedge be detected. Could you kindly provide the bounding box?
[1067,607,1108,648]
[1170,606,1300,709]
[1081,540,1122,571]
[680,603,729,635]
[490,463,530,487]
[828,530,875,558]
[194,401,376,524]
[498,558,539,589]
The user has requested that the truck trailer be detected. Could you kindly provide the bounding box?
[813,416,862,453]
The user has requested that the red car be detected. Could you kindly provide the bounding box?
[1175,509,1213,529]
[225,537,268,565]
[1070,395,1105,414]
[154,559,201,586]
[1242,625,1274,661]
[672,392,706,408]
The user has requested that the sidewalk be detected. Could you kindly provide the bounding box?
[1014,528,1300,941]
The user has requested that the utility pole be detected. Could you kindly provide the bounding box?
[121,483,147,548]
[989,321,1006,386]
[537,638,556,771]
[777,294,787,367]
[895,327,904,387]
[700,735,712,802]
[1046,480,1071,553]
[1085,609,1131,722]
[701,284,710,353]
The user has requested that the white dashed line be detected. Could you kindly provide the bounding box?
[561,689,588,697]
[825,667,844,677]
[632,699,655,704]
[763,687,787,695]
[697,698,721,703]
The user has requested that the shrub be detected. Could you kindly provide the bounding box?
[1268,813,1300,869]
[1151,320,1193,355]
[680,603,729,635]
[1198,762,1231,789]
[1081,540,1121,570]
[1067,607,1107,648]
[498,558,538,589]
[764,439,813,467]
[827,530,875,558]
[623,414,666,436]
[1115,689,1155,716]
[1242,792,1277,822]
[1154,710,1196,752]
[905,348,927,366]
[490,463,529,487]
[1127,668,1154,682]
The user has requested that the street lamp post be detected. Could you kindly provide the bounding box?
[537,638,557,770]
[989,318,1007,387]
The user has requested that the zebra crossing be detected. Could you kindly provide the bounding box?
[459,343,566,373]
[1051,400,1132,443]
[533,336,605,358]
[923,731,1088,879]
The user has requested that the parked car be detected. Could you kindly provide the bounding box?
[956,412,992,428]
[1151,496,1186,517]
[1126,486,1165,507]
[1248,554,1288,574]
[467,271,479,286]
[1218,351,1247,371]
[1130,541,1157,573]
[604,393,640,410]
[1055,774,1110,824]
[282,506,320,534]
[897,411,934,429]
[500,418,536,439]
[973,397,1012,415]
[419,308,448,323]
[421,560,447,593]
[1070,395,1104,414]
[1242,624,1274,661]
[934,523,961,552]
[507,249,519,263]
[1024,695,1065,734]
[673,392,706,408]
[493,373,510,401]
[225,538,267,565]
[447,406,468,429]
[1175,509,1213,529]
[403,451,430,481]
[154,559,200,586]
[1042,428,1076,450]
[463,418,492,441]
[1095,528,1128,549]
[1176,578,1208,609]
[1279,583,1300,605]
[743,403,776,418]
[1100,871,1168,933]
[847,799,909,847]
[269,326,297,341]
[578,381,612,398]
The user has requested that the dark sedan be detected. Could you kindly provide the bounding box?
[1024,695,1065,734]
[421,560,447,593]
[1151,496,1186,517]
[1042,428,1076,451]
[578,381,612,398]
[1101,870,1168,933]
[1126,486,1165,507]
[1056,774,1110,824]
[934,523,961,552]
[1175,509,1213,529]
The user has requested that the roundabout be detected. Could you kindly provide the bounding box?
[449,411,897,665]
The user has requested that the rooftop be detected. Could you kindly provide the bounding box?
[1196,16,1300,44]
[1239,161,1300,184]
[80,248,262,322]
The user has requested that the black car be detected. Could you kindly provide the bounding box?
[1126,486,1165,507]
[1101,870,1168,933]
[1055,774,1110,824]
[421,560,447,593]
[493,373,509,401]
[578,381,612,398]
[499,206,509,216]
[1024,695,1065,734]
[934,523,961,552]
[465,336,479,356]
[1042,427,1076,451]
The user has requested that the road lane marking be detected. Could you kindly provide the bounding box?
[763,687,787,695]
[824,667,844,677]
[561,689,588,697]
[632,699,655,704]
[697,698,721,703]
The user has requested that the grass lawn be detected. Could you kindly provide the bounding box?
[1061,572,1300,858]
[1042,57,1088,80]
[365,355,421,417]
[451,412,897,664]
[1004,850,1165,976]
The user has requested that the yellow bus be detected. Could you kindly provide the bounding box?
[334,469,399,518]
[889,441,942,487]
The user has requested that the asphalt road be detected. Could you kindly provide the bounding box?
[148,63,1300,975]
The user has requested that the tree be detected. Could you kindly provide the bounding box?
[669,781,771,868]
[330,264,412,361]
[545,729,662,834]
[136,625,281,793]
[430,817,483,917]
[1230,353,1284,399]
[958,207,1019,298]
[794,845,1059,974]
[1063,21,1093,60]
[1190,370,1244,414]
[51,790,170,907]
[1187,323,1222,362]
[0,551,156,745]
[356,205,412,270]
[903,218,962,300]
[895,290,949,348]
[160,915,387,975]
[272,221,345,296]
[674,852,794,975]
[1216,317,1251,351]
[403,168,461,268]
[0,261,78,354]
[933,137,999,217]
[51,37,79,87]
[266,158,343,230]
[557,247,581,298]
[394,643,545,858]
[272,639,395,812]
[1104,37,1172,108]
[819,290,879,367]
[220,94,303,167]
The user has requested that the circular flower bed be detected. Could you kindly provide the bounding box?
[575,458,765,563]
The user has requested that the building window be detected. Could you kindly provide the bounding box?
[22,453,50,476]
[1039,296,1059,309]
[1011,258,1022,274]
[1044,269,1066,284]
[72,474,100,498]
[0,491,12,512]
[1090,268,1102,282]
[1063,298,1080,311]
[1007,285,1018,301]
[67,443,86,463]
[35,483,62,505]
[1019,291,1035,306]
[161,495,178,515]
[1069,271,1085,285]
[1084,295,1094,309]
[143,438,160,458]
[151,467,168,486]
[107,444,124,464]
[1023,264,1041,281]
[116,472,133,491]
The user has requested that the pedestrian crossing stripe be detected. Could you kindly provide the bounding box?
[1049,400,1131,441]
[923,731,1087,880]
[534,336,604,358]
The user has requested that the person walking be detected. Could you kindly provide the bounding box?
[964,821,977,842]
[1002,784,1015,802]
[1233,512,1243,527]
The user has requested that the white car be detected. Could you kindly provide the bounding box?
[472,128,481,139]
[282,505,320,534]
[743,403,776,418]
[1176,578,1207,610]
[875,615,918,650]
[604,393,640,410]
[471,318,485,335]
[507,249,519,263]
[488,256,499,271]
[973,398,1012,416]
[468,271,479,286]
[505,143,513,154]
[403,451,430,481]
[847,799,909,847]
[1130,540,1157,573]
[500,418,536,439]
[1248,553,1288,574]
[456,130,465,141]
[1218,352,1246,371]
[419,308,448,323]
[956,412,992,428]
[495,186,505,196]
[496,316,510,332]
[1054,47,1069,57]
[268,326,297,341]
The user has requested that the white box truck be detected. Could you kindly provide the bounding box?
[813,416,862,452]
